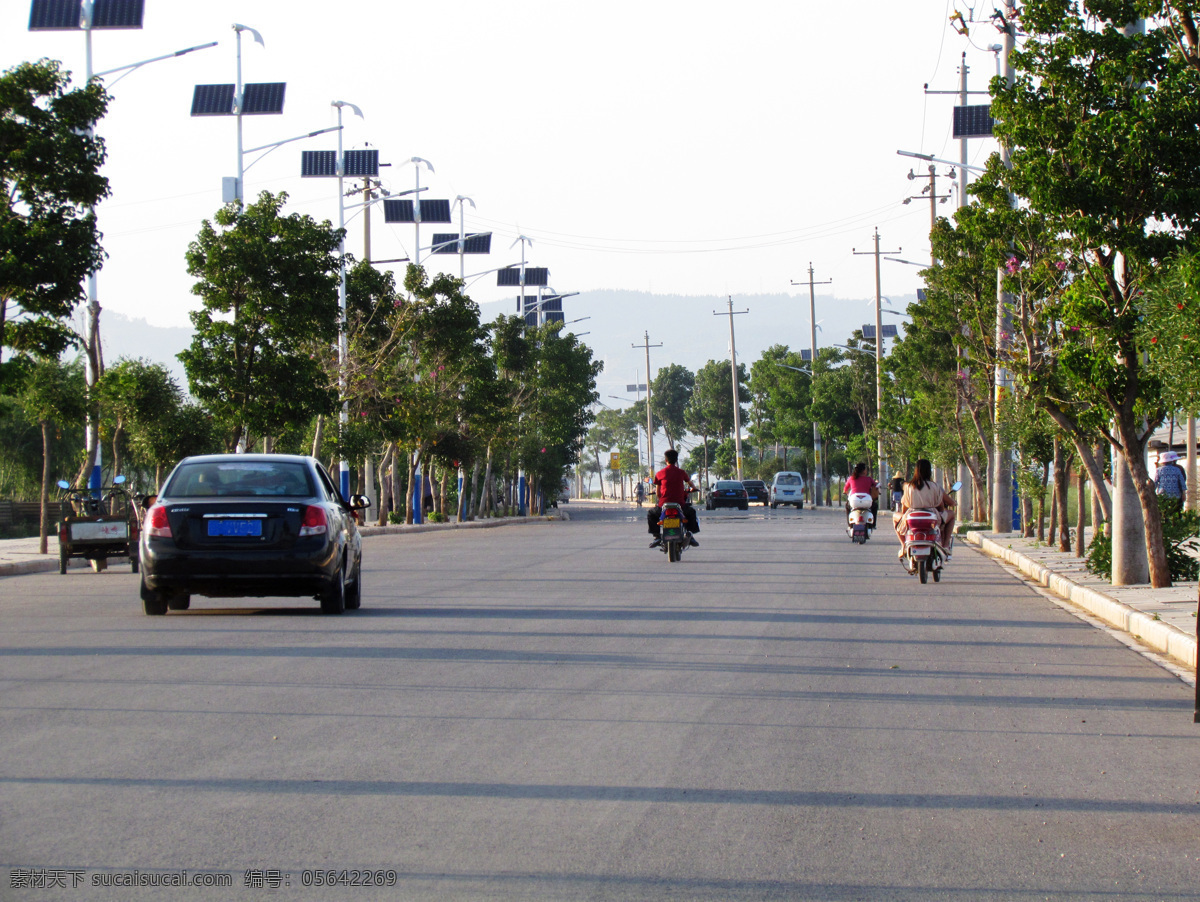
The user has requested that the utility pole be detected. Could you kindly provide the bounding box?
[714,298,750,481]
[957,52,975,524]
[853,229,901,487]
[992,0,1017,534]
[790,264,831,506]
[905,166,952,263]
[633,333,662,474]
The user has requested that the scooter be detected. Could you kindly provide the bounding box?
[846,492,875,544]
[897,481,961,583]
[655,501,693,563]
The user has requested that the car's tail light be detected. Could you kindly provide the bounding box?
[146,504,172,538]
[299,505,327,537]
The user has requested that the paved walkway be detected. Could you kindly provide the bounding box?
[2,507,1195,677]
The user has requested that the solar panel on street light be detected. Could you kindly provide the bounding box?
[383,199,452,223]
[861,324,899,339]
[343,149,379,177]
[953,104,995,138]
[190,84,235,116]
[300,150,338,177]
[416,199,451,223]
[800,349,813,361]
[29,0,82,29]
[497,267,549,287]
[30,0,145,29]
[91,0,144,28]
[242,82,286,115]
[430,233,491,255]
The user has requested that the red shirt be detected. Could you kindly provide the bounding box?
[844,474,878,497]
[654,464,693,505]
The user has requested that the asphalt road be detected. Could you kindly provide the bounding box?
[1,502,1197,901]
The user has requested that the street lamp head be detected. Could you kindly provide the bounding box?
[410,156,435,172]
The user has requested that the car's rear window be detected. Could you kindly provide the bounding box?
[166,461,314,498]
[775,475,802,485]
[715,481,742,489]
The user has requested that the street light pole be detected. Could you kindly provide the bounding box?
[633,333,662,474]
[330,100,363,501]
[791,264,831,506]
[714,298,749,481]
[854,229,900,487]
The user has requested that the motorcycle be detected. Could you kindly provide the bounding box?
[655,501,693,563]
[897,481,961,583]
[846,492,875,544]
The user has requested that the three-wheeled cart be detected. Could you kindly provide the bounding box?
[55,476,139,574]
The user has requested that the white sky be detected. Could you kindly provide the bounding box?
[4,1,1005,330]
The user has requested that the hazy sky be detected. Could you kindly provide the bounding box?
[5,1,1005,330]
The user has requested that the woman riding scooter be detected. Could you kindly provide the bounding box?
[843,462,879,535]
[894,459,956,554]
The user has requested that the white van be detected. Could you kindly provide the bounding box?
[769,471,805,509]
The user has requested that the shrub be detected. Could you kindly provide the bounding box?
[1086,498,1198,582]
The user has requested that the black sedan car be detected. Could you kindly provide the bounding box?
[139,454,369,615]
[740,479,769,506]
[705,480,749,511]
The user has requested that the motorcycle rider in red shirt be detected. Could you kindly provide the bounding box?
[647,449,700,547]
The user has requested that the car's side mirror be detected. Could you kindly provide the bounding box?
[141,494,158,509]
[349,494,372,510]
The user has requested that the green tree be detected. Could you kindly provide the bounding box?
[990,1,1200,585]
[180,192,342,451]
[96,358,179,479]
[0,60,109,373]
[19,356,85,552]
[649,363,693,451]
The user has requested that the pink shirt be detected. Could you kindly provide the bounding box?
[844,474,877,497]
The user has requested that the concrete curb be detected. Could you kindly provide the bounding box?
[966,530,1197,669]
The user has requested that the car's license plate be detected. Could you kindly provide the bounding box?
[208,519,262,537]
[662,517,680,529]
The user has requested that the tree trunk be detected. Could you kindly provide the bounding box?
[405,451,417,525]
[1115,419,1170,587]
[39,420,51,556]
[1037,461,1049,542]
[1041,403,1112,524]
[1092,442,1108,538]
[1048,486,1058,544]
[311,415,324,459]
[376,443,394,527]
[1056,449,1071,553]
[112,424,123,480]
[1075,468,1086,557]
[477,445,493,519]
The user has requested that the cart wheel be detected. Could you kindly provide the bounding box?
[932,567,941,582]
[58,546,69,575]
